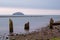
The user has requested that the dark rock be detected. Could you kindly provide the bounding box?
[24,22,29,30]
[49,18,54,29]
[6,37,8,39]
[9,19,13,34]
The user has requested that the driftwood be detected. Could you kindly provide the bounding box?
[9,19,13,34]
[24,22,29,30]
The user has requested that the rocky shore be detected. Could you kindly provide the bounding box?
[8,25,60,40]
[8,18,60,40]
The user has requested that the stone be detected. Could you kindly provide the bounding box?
[24,22,29,30]
[9,19,13,34]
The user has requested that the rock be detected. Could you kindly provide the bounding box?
[24,22,29,30]
[9,19,13,34]
[49,18,54,29]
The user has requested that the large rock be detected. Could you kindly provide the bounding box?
[49,18,54,29]
[24,22,29,30]
[9,19,13,34]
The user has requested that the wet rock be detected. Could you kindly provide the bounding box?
[9,19,13,34]
[49,18,54,29]
[24,22,29,30]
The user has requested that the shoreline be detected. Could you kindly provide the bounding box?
[1,20,60,40]
[8,24,60,40]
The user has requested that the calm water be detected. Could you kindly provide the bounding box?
[0,15,60,35]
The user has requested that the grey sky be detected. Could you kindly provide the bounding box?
[0,0,60,9]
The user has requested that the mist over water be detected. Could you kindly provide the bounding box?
[0,15,60,35]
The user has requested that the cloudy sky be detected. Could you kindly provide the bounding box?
[0,0,60,15]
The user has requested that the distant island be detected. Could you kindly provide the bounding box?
[13,12,24,15]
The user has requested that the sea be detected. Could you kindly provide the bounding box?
[0,15,60,35]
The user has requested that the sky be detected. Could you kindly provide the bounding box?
[0,0,60,15]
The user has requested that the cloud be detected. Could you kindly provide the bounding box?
[0,0,60,9]
[0,7,60,15]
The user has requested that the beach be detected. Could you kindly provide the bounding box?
[9,25,60,40]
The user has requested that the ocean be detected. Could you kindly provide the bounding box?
[0,15,60,35]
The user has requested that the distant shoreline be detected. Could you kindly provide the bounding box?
[0,15,59,17]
